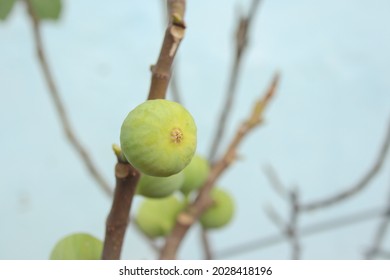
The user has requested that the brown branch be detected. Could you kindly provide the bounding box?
[159,73,279,259]
[300,119,390,211]
[216,206,384,259]
[102,0,187,259]
[24,0,112,197]
[148,0,186,100]
[102,156,140,259]
[160,0,183,104]
[200,228,213,260]
[208,0,262,163]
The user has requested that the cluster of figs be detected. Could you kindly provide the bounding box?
[50,99,234,259]
[121,99,235,238]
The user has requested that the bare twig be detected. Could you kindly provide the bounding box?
[208,0,262,163]
[159,74,279,259]
[263,204,286,232]
[202,2,271,254]
[217,206,384,259]
[263,187,301,259]
[102,154,140,259]
[24,0,112,196]
[288,188,301,259]
[263,165,288,199]
[201,228,213,260]
[300,119,390,211]
[366,184,390,259]
[148,0,186,100]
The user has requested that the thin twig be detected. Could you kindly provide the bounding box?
[208,0,262,163]
[201,229,213,260]
[288,188,301,259]
[262,204,286,232]
[148,0,186,100]
[300,119,390,211]
[263,187,301,259]
[263,165,288,199]
[102,158,140,259]
[159,73,279,259]
[24,0,112,196]
[216,206,384,259]
[366,184,390,259]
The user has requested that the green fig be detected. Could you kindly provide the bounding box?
[120,99,197,177]
[49,233,103,260]
[200,188,234,229]
[135,196,183,238]
[136,172,184,198]
[181,154,210,195]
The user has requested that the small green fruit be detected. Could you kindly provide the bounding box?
[120,99,197,177]
[49,233,103,260]
[200,188,234,229]
[135,196,183,238]
[181,154,210,195]
[136,172,184,198]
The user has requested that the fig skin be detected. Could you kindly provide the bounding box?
[199,188,234,229]
[135,195,183,238]
[49,233,103,260]
[181,154,210,195]
[120,99,197,177]
[136,172,184,198]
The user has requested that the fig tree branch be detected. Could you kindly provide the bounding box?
[102,152,140,259]
[148,0,186,100]
[102,0,187,259]
[159,73,279,259]
[160,0,183,104]
[24,0,112,197]
[300,119,390,212]
[208,0,262,163]
[217,206,385,259]
[200,229,213,260]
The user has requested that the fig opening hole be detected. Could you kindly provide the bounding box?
[171,128,183,144]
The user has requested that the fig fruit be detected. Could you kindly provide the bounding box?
[49,233,103,260]
[135,195,183,238]
[199,188,234,229]
[120,99,197,177]
[181,154,210,195]
[136,172,184,198]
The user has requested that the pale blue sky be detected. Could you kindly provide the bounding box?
[0,0,389,259]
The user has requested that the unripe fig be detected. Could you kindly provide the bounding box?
[136,172,184,198]
[200,188,234,229]
[135,195,183,238]
[49,233,102,260]
[120,99,197,177]
[181,154,210,195]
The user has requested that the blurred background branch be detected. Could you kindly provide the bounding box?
[23,0,112,196]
